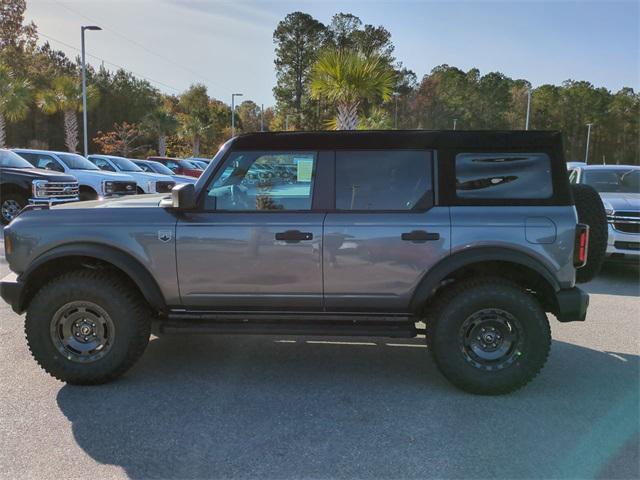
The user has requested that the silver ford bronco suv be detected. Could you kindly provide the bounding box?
[1,131,605,395]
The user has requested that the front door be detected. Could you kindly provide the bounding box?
[176,150,323,310]
[323,150,450,312]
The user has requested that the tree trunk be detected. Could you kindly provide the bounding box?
[193,135,200,156]
[158,135,167,156]
[63,110,79,153]
[0,113,6,148]
[336,101,359,130]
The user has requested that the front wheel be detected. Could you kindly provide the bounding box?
[1,192,27,224]
[428,278,551,395]
[25,270,151,384]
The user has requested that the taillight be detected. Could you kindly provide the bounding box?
[574,224,589,268]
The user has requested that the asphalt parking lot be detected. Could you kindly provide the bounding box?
[0,236,638,479]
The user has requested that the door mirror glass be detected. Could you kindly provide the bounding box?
[171,183,196,210]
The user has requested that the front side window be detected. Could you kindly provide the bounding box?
[335,150,433,211]
[89,157,116,172]
[165,160,180,172]
[455,152,552,199]
[204,151,316,211]
[18,152,64,172]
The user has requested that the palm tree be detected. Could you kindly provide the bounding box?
[310,49,395,130]
[179,114,209,156]
[37,76,98,152]
[142,108,178,156]
[0,64,33,148]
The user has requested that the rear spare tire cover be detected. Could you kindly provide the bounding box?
[571,183,607,283]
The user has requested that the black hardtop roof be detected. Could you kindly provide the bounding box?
[230,130,563,151]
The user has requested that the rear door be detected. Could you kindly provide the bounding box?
[323,150,450,312]
[176,150,324,310]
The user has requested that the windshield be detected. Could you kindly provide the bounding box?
[109,156,143,172]
[582,169,640,193]
[147,161,174,175]
[182,160,202,169]
[0,150,33,168]
[57,153,99,170]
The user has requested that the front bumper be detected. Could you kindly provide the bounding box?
[555,287,589,322]
[606,224,640,263]
[0,272,24,314]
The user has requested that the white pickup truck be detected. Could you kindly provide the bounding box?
[87,154,175,194]
[13,149,137,201]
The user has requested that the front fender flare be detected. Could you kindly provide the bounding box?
[20,242,167,313]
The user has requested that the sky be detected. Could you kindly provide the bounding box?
[25,0,639,106]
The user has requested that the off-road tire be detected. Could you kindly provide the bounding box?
[25,270,151,385]
[1,192,27,225]
[571,183,607,283]
[427,277,551,395]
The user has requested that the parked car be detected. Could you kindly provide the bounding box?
[131,159,197,185]
[0,149,79,224]
[2,131,605,395]
[87,155,175,194]
[569,164,640,263]
[147,156,202,178]
[13,149,137,201]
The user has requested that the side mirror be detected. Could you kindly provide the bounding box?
[171,183,196,209]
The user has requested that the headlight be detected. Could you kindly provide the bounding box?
[32,180,49,197]
[103,181,114,194]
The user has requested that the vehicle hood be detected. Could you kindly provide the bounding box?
[1,167,76,183]
[53,193,169,209]
[599,192,640,212]
[72,169,135,182]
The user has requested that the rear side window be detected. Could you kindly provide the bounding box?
[335,150,432,211]
[455,152,552,199]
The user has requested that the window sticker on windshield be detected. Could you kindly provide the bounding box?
[296,158,313,182]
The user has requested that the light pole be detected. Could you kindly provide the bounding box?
[453,118,457,130]
[260,104,264,132]
[81,25,101,157]
[285,114,295,131]
[584,123,593,164]
[525,86,531,130]
[231,93,243,137]
[393,92,400,129]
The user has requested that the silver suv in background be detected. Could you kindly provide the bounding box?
[2,131,605,395]
[13,149,137,201]
[569,165,640,263]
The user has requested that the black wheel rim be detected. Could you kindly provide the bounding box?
[49,301,115,363]
[1,199,22,222]
[459,308,524,371]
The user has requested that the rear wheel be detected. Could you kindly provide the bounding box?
[25,270,151,384]
[1,192,27,224]
[571,183,607,283]
[427,277,551,395]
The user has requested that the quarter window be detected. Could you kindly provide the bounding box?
[335,150,433,211]
[455,152,552,199]
[204,151,317,211]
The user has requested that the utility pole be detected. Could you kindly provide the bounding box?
[393,92,400,129]
[525,87,531,130]
[231,93,243,137]
[81,25,101,156]
[585,123,593,164]
[453,118,457,130]
[260,104,264,132]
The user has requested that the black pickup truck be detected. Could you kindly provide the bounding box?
[0,149,79,224]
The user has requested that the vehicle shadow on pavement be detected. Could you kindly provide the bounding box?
[584,263,640,297]
[56,336,639,480]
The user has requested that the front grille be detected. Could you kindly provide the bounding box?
[614,241,640,251]
[112,181,137,195]
[609,210,640,234]
[34,181,79,199]
[155,180,175,193]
